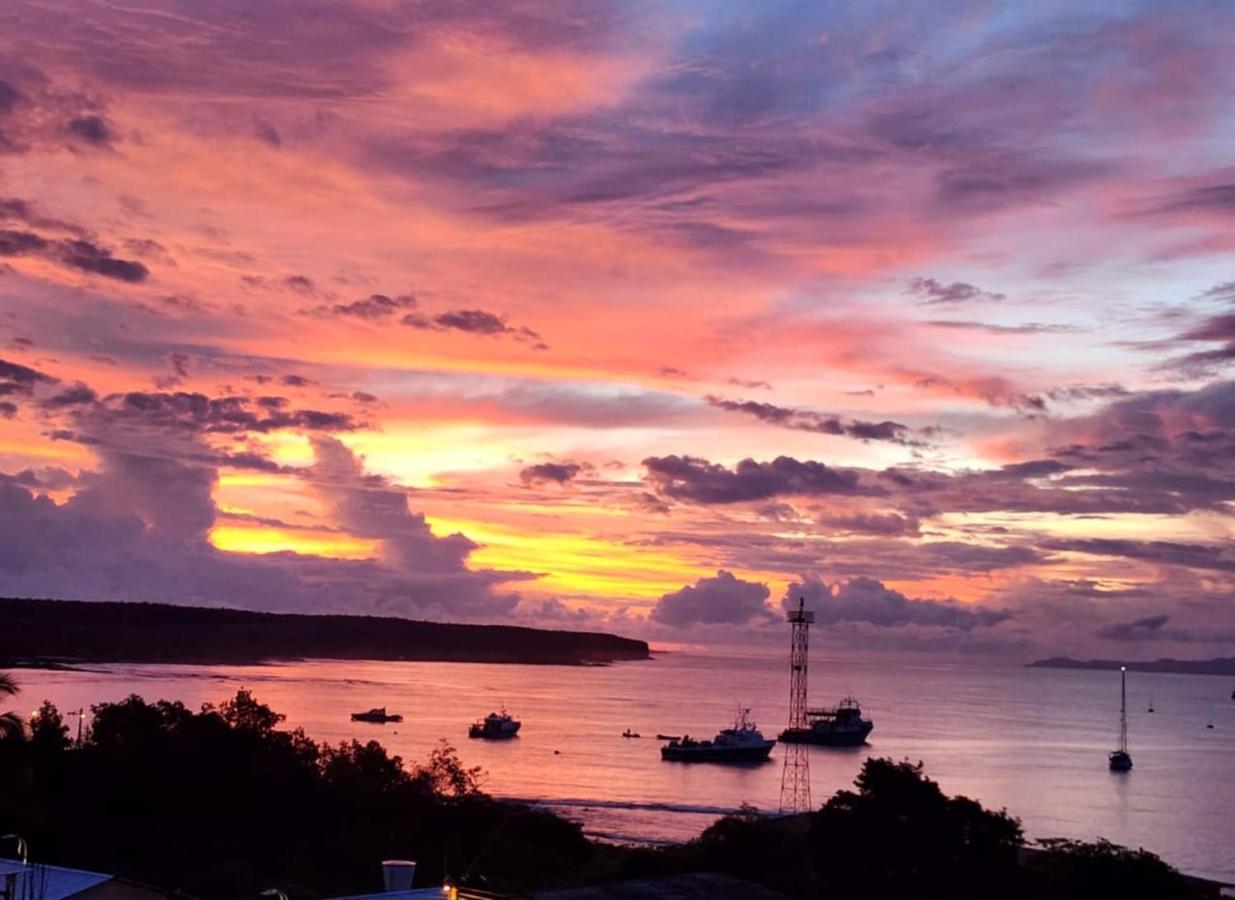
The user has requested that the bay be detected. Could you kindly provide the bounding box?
[12,648,1235,882]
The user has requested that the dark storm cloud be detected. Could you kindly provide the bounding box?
[936,155,1104,212]
[403,308,547,348]
[51,391,361,459]
[67,114,113,145]
[1095,613,1235,644]
[1096,614,1171,641]
[0,458,522,620]
[1044,383,1130,403]
[0,420,529,620]
[784,576,1012,631]
[909,371,1046,413]
[0,357,58,395]
[642,454,868,504]
[41,383,98,409]
[705,396,915,445]
[909,277,1005,305]
[307,293,418,320]
[520,461,584,485]
[641,433,1222,517]
[1163,311,1235,374]
[1039,537,1235,573]
[133,391,355,433]
[815,511,919,536]
[0,80,20,114]
[0,228,149,282]
[1199,280,1235,302]
[1146,183,1235,216]
[651,570,773,627]
[1045,380,1235,492]
[0,197,88,236]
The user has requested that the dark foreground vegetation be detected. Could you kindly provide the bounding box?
[0,680,1207,899]
[0,597,650,666]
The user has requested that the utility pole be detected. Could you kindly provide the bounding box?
[779,597,813,813]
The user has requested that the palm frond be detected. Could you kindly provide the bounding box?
[0,711,23,739]
[0,672,18,698]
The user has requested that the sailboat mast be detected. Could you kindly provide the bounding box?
[1119,666,1128,753]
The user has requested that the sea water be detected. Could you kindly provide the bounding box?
[12,649,1235,881]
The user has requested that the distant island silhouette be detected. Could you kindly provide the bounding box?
[0,597,650,667]
[1029,656,1235,677]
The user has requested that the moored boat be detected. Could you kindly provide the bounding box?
[660,709,775,763]
[469,709,521,739]
[351,707,402,723]
[779,696,873,747]
[1109,667,1133,772]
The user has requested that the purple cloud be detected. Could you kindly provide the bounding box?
[784,576,1012,631]
[651,570,774,627]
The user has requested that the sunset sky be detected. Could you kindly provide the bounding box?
[2,0,1234,657]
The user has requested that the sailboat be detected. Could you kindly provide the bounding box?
[1109,666,1133,772]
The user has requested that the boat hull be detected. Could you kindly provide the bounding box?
[660,743,774,763]
[469,723,521,739]
[1109,751,1133,772]
[778,722,872,746]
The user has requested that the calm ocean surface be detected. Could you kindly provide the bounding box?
[13,650,1235,881]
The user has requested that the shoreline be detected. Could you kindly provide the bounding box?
[0,654,647,671]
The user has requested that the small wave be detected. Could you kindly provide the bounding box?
[579,829,681,847]
[498,795,763,818]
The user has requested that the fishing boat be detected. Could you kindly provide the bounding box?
[622,729,641,738]
[660,708,775,763]
[655,733,681,741]
[779,696,873,747]
[468,709,521,739]
[351,707,403,723]
[1109,667,1132,772]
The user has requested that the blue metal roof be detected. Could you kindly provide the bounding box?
[0,858,113,899]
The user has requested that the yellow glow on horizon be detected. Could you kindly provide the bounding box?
[209,524,381,560]
[430,515,703,599]
[347,427,516,486]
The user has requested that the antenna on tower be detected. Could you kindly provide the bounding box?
[780,596,814,813]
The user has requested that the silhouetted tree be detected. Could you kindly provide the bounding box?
[413,739,485,797]
[0,672,22,740]
[1027,838,1191,900]
[811,758,1023,899]
[696,803,813,896]
[29,700,69,755]
[208,687,285,733]
[0,690,600,898]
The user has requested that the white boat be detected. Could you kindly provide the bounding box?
[468,709,521,739]
[660,708,775,763]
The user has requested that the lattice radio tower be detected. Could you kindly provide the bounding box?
[779,596,814,813]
